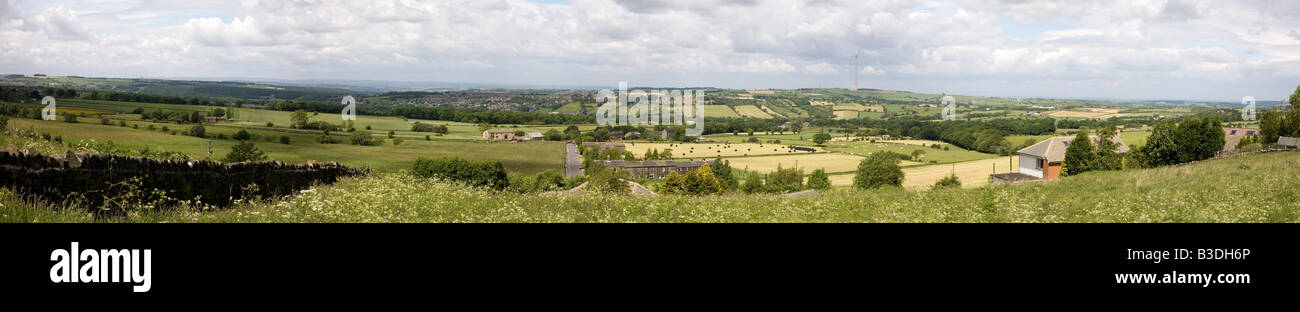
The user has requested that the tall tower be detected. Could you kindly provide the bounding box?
[852,52,858,91]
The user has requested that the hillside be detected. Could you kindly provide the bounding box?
[4,149,1296,223]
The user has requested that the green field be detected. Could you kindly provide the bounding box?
[732,105,774,118]
[701,105,740,118]
[6,119,564,174]
[7,149,1296,222]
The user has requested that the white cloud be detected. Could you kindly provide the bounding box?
[0,0,1296,100]
[860,65,885,76]
[804,62,839,75]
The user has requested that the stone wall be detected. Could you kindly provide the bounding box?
[0,149,365,208]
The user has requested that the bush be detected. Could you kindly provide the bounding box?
[853,152,904,189]
[412,157,509,190]
[392,137,403,145]
[508,169,565,193]
[63,114,78,123]
[222,141,267,162]
[807,168,831,190]
[740,172,764,194]
[316,135,341,144]
[278,135,291,144]
[233,129,252,140]
[766,164,804,193]
[266,122,274,127]
[186,125,207,138]
[709,158,737,190]
[583,162,629,194]
[543,129,563,141]
[660,165,726,195]
[932,174,961,190]
[350,130,382,146]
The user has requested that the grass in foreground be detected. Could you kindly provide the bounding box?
[2,150,1297,223]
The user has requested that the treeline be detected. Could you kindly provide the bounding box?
[269,100,593,125]
[813,117,1057,155]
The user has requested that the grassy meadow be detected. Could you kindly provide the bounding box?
[5,149,1296,223]
[4,99,570,174]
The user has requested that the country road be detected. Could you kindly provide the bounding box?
[565,142,581,178]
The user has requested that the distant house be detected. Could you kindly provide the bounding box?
[523,132,544,141]
[582,141,626,152]
[1222,127,1259,151]
[482,129,517,141]
[1015,134,1130,181]
[205,116,227,123]
[599,159,714,179]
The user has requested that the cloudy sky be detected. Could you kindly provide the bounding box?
[1,0,1298,101]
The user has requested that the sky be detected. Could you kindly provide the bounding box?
[1,0,1299,101]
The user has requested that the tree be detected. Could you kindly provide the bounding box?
[278,135,291,144]
[1062,128,1095,176]
[1142,119,1181,167]
[223,141,267,162]
[290,110,310,128]
[932,174,961,190]
[853,152,904,189]
[807,168,831,190]
[709,158,737,190]
[910,149,926,161]
[233,129,252,140]
[813,131,832,146]
[186,125,206,138]
[350,130,381,146]
[543,129,563,141]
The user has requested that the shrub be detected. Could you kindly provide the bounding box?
[233,129,252,140]
[279,135,291,144]
[932,174,961,190]
[186,125,206,138]
[583,162,629,194]
[350,131,382,146]
[740,172,764,194]
[222,141,267,162]
[543,129,563,141]
[853,152,904,189]
[508,169,565,193]
[766,164,804,193]
[392,138,403,145]
[316,135,341,144]
[412,157,509,190]
[266,122,274,127]
[807,168,831,190]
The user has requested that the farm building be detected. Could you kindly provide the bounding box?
[598,159,714,179]
[523,132,544,141]
[1222,128,1259,151]
[1279,136,1300,148]
[482,129,517,141]
[1011,134,1129,181]
[582,142,626,152]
